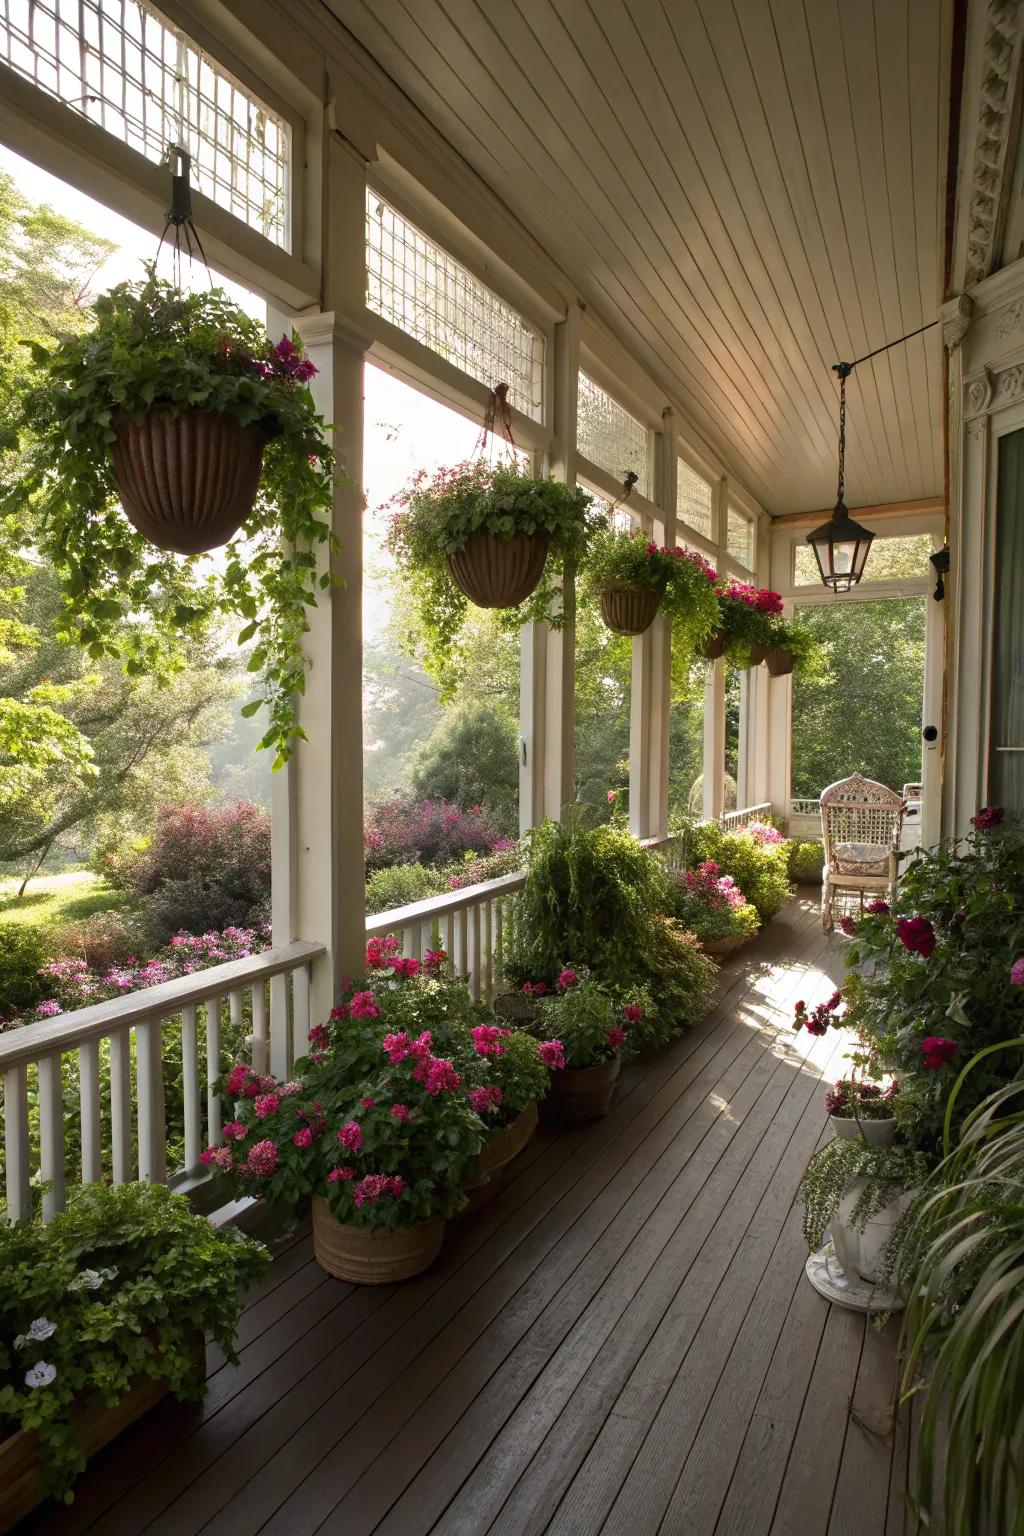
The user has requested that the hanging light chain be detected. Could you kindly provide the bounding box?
[833,361,852,506]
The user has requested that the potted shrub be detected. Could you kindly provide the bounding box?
[460,1022,550,1181]
[0,1182,266,1525]
[665,858,760,956]
[788,840,825,886]
[683,818,793,924]
[11,276,336,767]
[580,525,719,644]
[385,460,596,682]
[824,1076,898,1145]
[532,967,635,1122]
[762,617,817,678]
[797,1136,927,1284]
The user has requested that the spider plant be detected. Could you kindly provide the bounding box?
[892,1040,1024,1536]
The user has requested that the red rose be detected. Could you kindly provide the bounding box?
[920,1036,959,1071]
[896,916,936,958]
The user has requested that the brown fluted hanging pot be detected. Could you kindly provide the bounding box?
[111,408,265,555]
[446,528,550,608]
[600,583,665,636]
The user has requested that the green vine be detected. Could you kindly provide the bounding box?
[797,1135,930,1252]
[3,277,338,768]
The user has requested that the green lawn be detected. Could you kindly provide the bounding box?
[0,871,131,934]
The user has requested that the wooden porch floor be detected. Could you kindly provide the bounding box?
[26,899,911,1536]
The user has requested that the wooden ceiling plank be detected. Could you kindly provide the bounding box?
[907,0,947,493]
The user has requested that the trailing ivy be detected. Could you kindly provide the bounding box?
[3,277,338,768]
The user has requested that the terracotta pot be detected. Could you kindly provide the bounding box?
[830,1115,897,1148]
[700,934,743,958]
[0,1336,203,1532]
[764,645,795,677]
[600,583,665,636]
[462,1101,540,1213]
[541,1057,621,1125]
[111,408,265,554]
[447,528,550,609]
[311,1196,444,1283]
[696,633,726,660]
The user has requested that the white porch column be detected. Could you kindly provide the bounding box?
[520,302,580,832]
[703,472,729,821]
[283,137,368,1022]
[629,411,675,839]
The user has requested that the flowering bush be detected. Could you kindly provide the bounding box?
[666,859,760,945]
[532,968,637,1069]
[364,796,507,871]
[684,820,792,922]
[131,800,271,944]
[579,525,719,653]
[841,814,1024,1150]
[745,821,785,847]
[824,1077,897,1119]
[0,1182,266,1502]
[711,581,784,665]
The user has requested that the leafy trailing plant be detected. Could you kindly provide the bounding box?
[883,1058,1024,1536]
[764,616,819,674]
[533,968,635,1069]
[0,1182,266,1504]
[579,525,719,654]
[709,581,783,665]
[797,1136,929,1252]
[6,277,337,768]
[385,459,598,691]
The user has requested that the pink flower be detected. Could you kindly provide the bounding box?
[328,1165,354,1183]
[557,967,579,990]
[424,948,447,968]
[421,1057,462,1095]
[521,981,549,996]
[383,1031,411,1063]
[225,1064,252,1096]
[606,1027,626,1050]
[971,805,1004,831]
[390,1103,410,1123]
[606,790,616,803]
[920,1036,959,1071]
[349,990,381,1020]
[469,1085,502,1115]
[839,916,856,936]
[361,1097,376,1110]
[1011,957,1024,986]
[865,900,890,915]
[308,1023,331,1048]
[244,1139,278,1177]
[222,1121,249,1142]
[538,1039,565,1071]
[337,1121,363,1152]
[391,956,421,978]
[292,1127,314,1149]
[353,1172,405,1207]
[280,1081,302,1097]
[623,1003,644,1023]
[896,916,936,958]
[253,1093,280,1120]
[34,1000,63,1018]
[470,1023,510,1057]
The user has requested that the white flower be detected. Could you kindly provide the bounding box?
[69,1268,103,1292]
[26,1317,56,1342]
[25,1361,57,1389]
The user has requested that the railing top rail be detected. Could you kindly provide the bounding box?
[365,870,527,936]
[0,941,325,1071]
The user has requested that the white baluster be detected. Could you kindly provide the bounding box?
[78,1040,102,1184]
[4,1064,31,1221]
[181,1004,202,1170]
[482,900,494,1003]
[455,907,469,977]
[494,900,504,992]
[269,972,289,1080]
[38,1054,65,1222]
[250,982,268,1075]
[420,920,434,958]
[467,902,481,1002]
[291,964,311,1068]
[109,1029,132,1183]
[136,1018,166,1184]
[206,997,222,1145]
[403,925,421,961]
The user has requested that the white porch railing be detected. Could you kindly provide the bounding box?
[789,797,821,818]
[1,942,323,1222]
[720,801,772,831]
[365,870,526,1004]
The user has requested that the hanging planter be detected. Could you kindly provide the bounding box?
[696,632,726,660]
[447,527,551,609]
[762,620,818,680]
[745,642,768,667]
[581,526,719,652]
[12,276,336,769]
[111,407,266,556]
[600,581,666,635]
[764,644,795,677]
[713,581,782,668]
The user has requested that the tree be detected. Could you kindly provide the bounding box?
[409,702,519,830]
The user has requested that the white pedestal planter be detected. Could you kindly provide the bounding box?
[805,1176,915,1314]
[830,1116,897,1147]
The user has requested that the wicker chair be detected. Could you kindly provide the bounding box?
[819,773,904,932]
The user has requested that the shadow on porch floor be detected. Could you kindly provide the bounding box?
[23,898,909,1536]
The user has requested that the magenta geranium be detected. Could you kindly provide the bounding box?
[971,805,1005,832]
[538,1040,565,1071]
[1011,957,1024,986]
[920,1036,959,1071]
[865,899,890,914]
[896,916,937,958]
[794,990,843,1037]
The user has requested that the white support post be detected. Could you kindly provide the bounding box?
[289,134,370,1023]
[767,519,795,824]
[703,660,727,822]
[520,302,580,832]
[630,414,676,840]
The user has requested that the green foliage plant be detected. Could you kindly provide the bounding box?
[0,920,48,1018]
[788,840,825,884]
[886,1059,1024,1536]
[665,859,761,944]
[684,820,792,922]
[6,277,338,768]
[385,459,598,692]
[711,581,783,665]
[365,862,445,914]
[764,616,819,675]
[579,525,719,655]
[796,1135,929,1252]
[534,969,630,1069]
[0,1182,266,1504]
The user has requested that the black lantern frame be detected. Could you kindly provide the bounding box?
[805,361,875,592]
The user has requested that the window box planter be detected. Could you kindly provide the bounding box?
[599,582,665,635]
[447,527,551,609]
[540,1057,621,1124]
[311,1196,445,1284]
[0,1335,204,1534]
[112,407,266,555]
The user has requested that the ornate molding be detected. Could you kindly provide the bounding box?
[963,358,1024,416]
[993,361,1024,404]
[965,366,994,416]
[964,0,1024,288]
[995,297,1024,337]
[942,293,975,348]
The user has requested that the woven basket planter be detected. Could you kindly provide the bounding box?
[540,1057,621,1125]
[111,408,265,555]
[696,633,726,660]
[744,642,768,667]
[700,934,743,958]
[446,528,551,609]
[311,1196,444,1284]
[462,1100,540,1214]
[600,583,665,636]
[764,645,795,677]
[0,1335,203,1533]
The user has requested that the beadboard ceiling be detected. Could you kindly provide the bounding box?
[330,0,952,516]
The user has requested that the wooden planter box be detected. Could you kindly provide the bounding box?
[0,1339,204,1532]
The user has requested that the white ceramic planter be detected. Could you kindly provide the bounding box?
[830,1115,897,1147]
[830,1176,916,1283]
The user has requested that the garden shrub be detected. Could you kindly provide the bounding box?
[365,862,445,914]
[409,703,519,833]
[364,796,506,871]
[789,840,824,884]
[47,909,147,970]
[685,821,792,921]
[445,842,523,890]
[134,801,271,943]
[0,921,48,1019]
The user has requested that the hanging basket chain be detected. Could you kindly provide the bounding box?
[153,145,212,292]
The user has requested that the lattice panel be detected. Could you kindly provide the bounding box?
[726,505,754,569]
[366,190,542,420]
[0,0,289,246]
[576,372,650,496]
[676,457,713,540]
